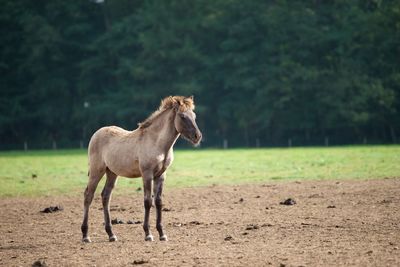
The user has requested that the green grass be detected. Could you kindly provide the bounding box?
[0,146,399,197]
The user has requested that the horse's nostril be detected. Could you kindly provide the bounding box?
[195,133,202,141]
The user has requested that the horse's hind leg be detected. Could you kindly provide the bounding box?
[81,168,105,243]
[102,169,118,242]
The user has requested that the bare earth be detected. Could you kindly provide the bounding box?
[1,178,400,267]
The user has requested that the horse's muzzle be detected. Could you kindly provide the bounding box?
[192,132,202,146]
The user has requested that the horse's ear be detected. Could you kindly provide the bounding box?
[188,95,194,101]
[167,96,174,106]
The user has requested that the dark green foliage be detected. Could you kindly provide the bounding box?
[1,0,399,149]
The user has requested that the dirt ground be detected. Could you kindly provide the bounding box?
[1,178,400,267]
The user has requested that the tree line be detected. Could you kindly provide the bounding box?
[1,0,399,149]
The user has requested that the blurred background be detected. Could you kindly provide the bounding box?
[0,0,399,150]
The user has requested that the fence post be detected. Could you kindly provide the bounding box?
[223,139,228,149]
[52,140,57,150]
[80,140,84,149]
[325,136,329,146]
[256,138,260,148]
[288,138,292,148]
[24,141,28,151]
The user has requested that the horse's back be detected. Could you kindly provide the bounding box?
[88,126,142,177]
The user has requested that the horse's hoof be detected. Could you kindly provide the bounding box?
[145,235,154,241]
[82,237,91,243]
[160,235,168,241]
[109,235,118,242]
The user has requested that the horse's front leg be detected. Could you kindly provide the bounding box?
[142,171,154,241]
[154,173,167,241]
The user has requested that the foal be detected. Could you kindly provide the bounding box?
[81,96,202,242]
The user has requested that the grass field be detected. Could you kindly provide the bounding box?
[0,146,398,197]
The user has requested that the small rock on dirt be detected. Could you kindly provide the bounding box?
[32,260,47,267]
[245,224,259,230]
[162,207,172,212]
[110,207,126,211]
[132,259,148,265]
[234,198,244,204]
[261,223,273,227]
[224,235,233,241]
[327,205,336,208]
[111,218,124,224]
[127,220,142,224]
[280,198,296,205]
[41,206,63,213]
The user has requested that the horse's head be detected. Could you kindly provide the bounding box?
[172,96,202,146]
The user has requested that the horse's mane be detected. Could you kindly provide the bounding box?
[138,96,195,129]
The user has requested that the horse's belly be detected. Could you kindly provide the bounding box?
[118,164,141,178]
[106,158,142,178]
[120,170,142,178]
[119,163,142,178]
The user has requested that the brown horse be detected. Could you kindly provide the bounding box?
[81,96,202,242]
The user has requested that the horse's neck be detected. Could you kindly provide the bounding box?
[146,109,179,152]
